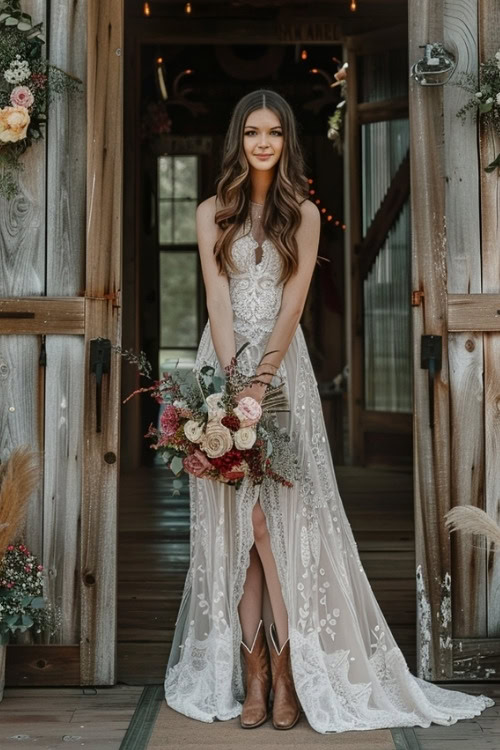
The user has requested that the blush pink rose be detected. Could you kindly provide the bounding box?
[10,86,34,109]
[234,396,262,427]
[183,449,212,477]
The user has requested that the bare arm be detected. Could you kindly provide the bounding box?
[239,200,321,402]
[196,196,236,370]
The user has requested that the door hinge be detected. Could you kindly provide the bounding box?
[412,289,424,306]
[80,291,120,307]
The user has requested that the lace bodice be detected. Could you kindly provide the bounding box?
[228,202,284,344]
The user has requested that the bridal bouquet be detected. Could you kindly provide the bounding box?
[120,343,300,489]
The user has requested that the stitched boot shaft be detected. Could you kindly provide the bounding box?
[240,620,271,728]
[269,624,300,730]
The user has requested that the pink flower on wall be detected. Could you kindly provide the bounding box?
[10,85,34,109]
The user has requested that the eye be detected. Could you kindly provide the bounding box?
[271,130,282,136]
[244,129,257,136]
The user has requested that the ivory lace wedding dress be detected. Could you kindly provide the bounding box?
[164,202,494,733]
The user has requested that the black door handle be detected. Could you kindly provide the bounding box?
[90,338,111,433]
[420,335,442,430]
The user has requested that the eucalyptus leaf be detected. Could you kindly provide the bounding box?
[17,21,31,30]
[170,455,184,476]
[30,596,45,609]
[173,478,184,489]
[5,16,18,25]
[22,614,33,627]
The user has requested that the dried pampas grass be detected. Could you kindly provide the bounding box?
[445,505,500,549]
[0,446,40,559]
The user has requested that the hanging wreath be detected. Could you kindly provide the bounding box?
[455,49,500,173]
[0,0,82,200]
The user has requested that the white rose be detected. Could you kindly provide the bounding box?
[183,420,204,443]
[234,426,257,450]
[205,392,225,418]
[201,419,233,457]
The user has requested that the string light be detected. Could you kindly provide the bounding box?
[308,177,346,229]
[143,2,150,16]
[185,2,192,13]
[301,49,308,60]
[350,0,357,10]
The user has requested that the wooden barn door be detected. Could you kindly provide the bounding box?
[1,0,122,686]
[410,0,500,680]
[344,25,412,466]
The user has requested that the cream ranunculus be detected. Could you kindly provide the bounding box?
[0,105,30,143]
[183,420,204,443]
[205,392,225,419]
[201,418,233,458]
[234,426,257,450]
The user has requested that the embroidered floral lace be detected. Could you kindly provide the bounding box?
[164,208,494,733]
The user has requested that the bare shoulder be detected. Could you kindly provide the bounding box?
[196,194,217,224]
[299,198,321,225]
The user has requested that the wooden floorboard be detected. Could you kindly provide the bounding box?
[117,462,416,683]
[411,683,500,750]
[0,685,143,749]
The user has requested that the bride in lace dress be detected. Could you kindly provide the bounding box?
[164,89,494,733]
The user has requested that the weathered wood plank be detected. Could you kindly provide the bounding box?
[453,638,500,680]
[46,0,86,299]
[479,0,500,639]
[81,0,123,685]
[0,336,43,554]
[443,0,486,641]
[448,294,500,331]
[5,645,80,686]
[409,0,453,679]
[0,298,85,334]
[42,337,84,644]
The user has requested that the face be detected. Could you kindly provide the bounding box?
[242,108,283,172]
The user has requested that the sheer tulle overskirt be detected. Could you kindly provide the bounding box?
[164,321,494,733]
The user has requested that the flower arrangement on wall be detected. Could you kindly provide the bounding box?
[0,0,82,199]
[455,49,500,172]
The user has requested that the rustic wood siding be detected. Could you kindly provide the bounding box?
[2,0,123,686]
[411,0,500,679]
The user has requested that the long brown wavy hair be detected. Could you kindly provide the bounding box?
[214,89,310,284]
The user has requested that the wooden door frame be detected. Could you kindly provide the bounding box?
[343,24,410,466]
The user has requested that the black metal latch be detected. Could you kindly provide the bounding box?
[420,334,442,430]
[90,338,111,433]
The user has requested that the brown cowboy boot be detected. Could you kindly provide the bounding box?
[269,623,300,730]
[240,619,271,728]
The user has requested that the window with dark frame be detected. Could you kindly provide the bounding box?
[158,154,200,374]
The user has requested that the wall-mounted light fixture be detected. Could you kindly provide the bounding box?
[411,43,456,86]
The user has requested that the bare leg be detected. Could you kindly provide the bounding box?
[238,543,265,647]
[252,502,289,650]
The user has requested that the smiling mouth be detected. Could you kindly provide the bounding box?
[255,154,272,159]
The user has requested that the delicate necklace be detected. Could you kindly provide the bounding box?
[250,200,264,219]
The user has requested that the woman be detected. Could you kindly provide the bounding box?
[164,89,494,733]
